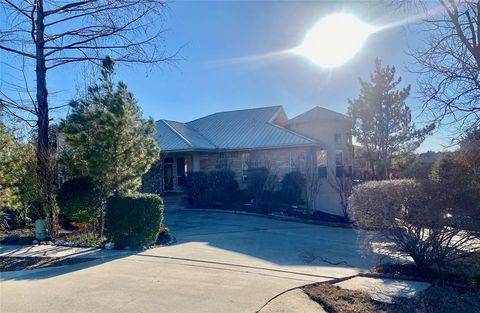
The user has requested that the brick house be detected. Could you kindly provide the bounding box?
[152,105,353,216]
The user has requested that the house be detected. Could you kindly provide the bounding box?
[152,105,353,216]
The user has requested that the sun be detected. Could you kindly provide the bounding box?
[294,14,376,68]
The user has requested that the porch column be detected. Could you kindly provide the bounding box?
[192,152,201,171]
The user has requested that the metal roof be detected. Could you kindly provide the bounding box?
[155,106,323,152]
[286,106,349,125]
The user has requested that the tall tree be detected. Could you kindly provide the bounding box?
[0,0,172,236]
[0,122,24,209]
[59,58,160,236]
[348,58,434,180]
[399,0,480,139]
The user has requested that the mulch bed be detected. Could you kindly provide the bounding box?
[0,256,97,272]
[303,282,480,313]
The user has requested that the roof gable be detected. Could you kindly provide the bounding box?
[286,106,349,125]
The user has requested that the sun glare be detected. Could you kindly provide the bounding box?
[295,14,376,68]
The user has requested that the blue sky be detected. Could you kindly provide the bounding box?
[2,1,451,151]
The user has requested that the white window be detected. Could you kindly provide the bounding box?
[316,150,327,167]
[336,150,344,177]
[336,150,343,166]
[334,132,342,144]
[317,150,327,178]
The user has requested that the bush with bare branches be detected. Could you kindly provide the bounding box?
[350,179,480,271]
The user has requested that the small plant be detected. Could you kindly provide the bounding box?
[105,193,163,248]
[57,177,101,224]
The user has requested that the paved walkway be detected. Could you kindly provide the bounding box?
[0,209,376,313]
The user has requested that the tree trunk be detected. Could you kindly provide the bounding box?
[35,0,56,238]
[98,198,106,239]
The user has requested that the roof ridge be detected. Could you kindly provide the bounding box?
[165,119,219,150]
[187,105,282,124]
[160,120,193,148]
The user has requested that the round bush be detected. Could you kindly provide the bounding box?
[280,171,305,204]
[57,176,101,223]
[105,193,163,248]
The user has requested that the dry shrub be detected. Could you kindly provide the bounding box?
[350,179,480,271]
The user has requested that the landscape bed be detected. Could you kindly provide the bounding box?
[303,282,480,313]
[0,256,97,272]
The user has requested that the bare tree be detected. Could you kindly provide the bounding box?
[406,0,480,138]
[328,169,353,219]
[0,0,174,236]
[298,149,323,213]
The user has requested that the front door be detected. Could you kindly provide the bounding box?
[164,164,174,191]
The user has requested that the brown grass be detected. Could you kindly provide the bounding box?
[303,284,410,313]
[303,282,480,313]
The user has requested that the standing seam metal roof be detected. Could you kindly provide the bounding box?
[155,106,320,152]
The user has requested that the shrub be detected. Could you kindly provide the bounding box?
[231,189,253,203]
[105,193,163,248]
[57,177,101,224]
[350,179,480,271]
[246,167,270,203]
[140,162,163,194]
[279,171,305,204]
[185,171,208,207]
[206,170,238,204]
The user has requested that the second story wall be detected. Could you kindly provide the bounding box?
[285,119,353,176]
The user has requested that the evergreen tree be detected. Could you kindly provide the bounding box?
[0,122,23,209]
[348,58,434,180]
[59,57,160,235]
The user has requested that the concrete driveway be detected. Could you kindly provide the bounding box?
[0,209,376,313]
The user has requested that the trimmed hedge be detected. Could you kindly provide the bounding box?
[105,193,163,248]
[57,176,101,223]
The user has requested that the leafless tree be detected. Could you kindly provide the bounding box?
[328,169,353,219]
[405,0,480,139]
[298,149,323,213]
[0,0,174,236]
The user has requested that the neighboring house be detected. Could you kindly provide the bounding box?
[152,105,353,216]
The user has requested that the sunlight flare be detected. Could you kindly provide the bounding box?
[294,14,377,68]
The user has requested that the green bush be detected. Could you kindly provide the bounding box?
[140,162,163,194]
[206,170,238,204]
[185,170,238,206]
[57,177,101,223]
[185,171,208,207]
[246,167,270,202]
[105,193,163,248]
[279,171,305,204]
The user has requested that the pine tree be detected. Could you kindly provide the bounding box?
[59,57,160,235]
[348,58,434,180]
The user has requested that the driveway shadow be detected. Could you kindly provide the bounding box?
[161,209,387,270]
[0,245,133,281]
